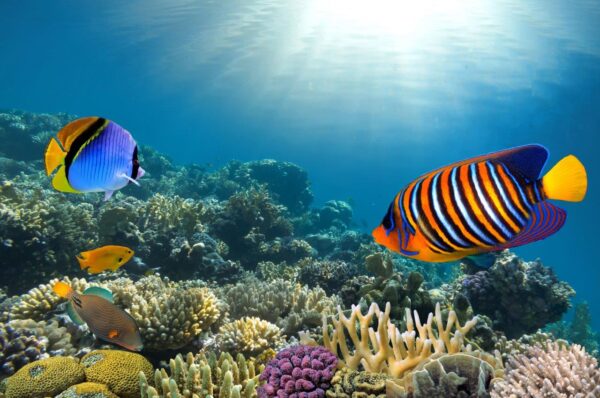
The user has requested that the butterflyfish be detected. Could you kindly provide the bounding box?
[373,144,587,264]
[77,245,134,274]
[44,117,145,201]
[52,281,143,351]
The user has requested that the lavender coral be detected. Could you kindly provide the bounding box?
[258,345,337,398]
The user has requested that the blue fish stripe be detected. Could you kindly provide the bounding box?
[469,163,512,239]
[501,163,532,210]
[451,167,496,245]
[431,172,470,247]
[486,162,526,225]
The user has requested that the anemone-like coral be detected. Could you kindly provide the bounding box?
[81,350,154,398]
[459,251,575,338]
[218,317,284,357]
[108,276,222,351]
[140,351,262,398]
[309,302,477,378]
[491,341,600,397]
[9,277,91,321]
[257,345,337,398]
[220,278,341,336]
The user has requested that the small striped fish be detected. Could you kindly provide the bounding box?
[44,117,145,200]
[373,145,587,263]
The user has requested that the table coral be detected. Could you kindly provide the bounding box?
[257,345,337,398]
[140,351,262,398]
[109,276,221,351]
[4,356,85,398]
[81,350,153,398]
[218,317,284,357]
[311,302,477,379]
[492,341,600,397]
[459,251,575,339]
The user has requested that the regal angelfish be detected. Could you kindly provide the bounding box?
[373,145,587,263]
[44,117,145,200]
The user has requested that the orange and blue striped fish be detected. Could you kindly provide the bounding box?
[373,145,587,263]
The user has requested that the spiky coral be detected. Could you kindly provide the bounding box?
[218,317,284,357]
[492,341,600,397]
[311,302,477,378]
[109,276,221,351]
[139,351,262,398]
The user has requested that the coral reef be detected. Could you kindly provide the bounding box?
[218,317,284,357]
[56,382,119,398]
[298,259,357,296]
[109,276,221,351]
[546,301,600,358]
[311,302,477,378]
[0,323,46,376]
[257,345,337,398]
[326,368,390,398]
[492,341,600,397]
[459,251,575,338]
[81,350,154,398]
[140,351,262,398]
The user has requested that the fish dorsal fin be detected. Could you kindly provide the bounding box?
[57,117,105,151]
[414,144,549,182]
[83,286,114,303]
[66,302,85,326]
[498,202,566,250]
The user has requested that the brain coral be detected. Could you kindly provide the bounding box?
[109,275,221,350]
[492,341,600,397]
[218,317,284,357]
[56,382,119,398]
[4,356,85,398]
[81,349,153,398]
[257,345,337,398]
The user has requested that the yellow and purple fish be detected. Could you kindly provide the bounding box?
[77,245,134,274]
[373,145,587,264]
[53,282,143,351]
[44,117,145,200]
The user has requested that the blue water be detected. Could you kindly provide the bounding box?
[2,0,600,327]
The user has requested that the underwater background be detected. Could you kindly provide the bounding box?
[1,1,600,397]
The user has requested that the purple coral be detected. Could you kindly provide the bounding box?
[257,345,337,398]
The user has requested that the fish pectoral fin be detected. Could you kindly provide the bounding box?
[107,329,120,339]
[120,173,140,186]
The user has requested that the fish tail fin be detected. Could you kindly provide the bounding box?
[52,281,73,299]
[44,138,66,176]
[541,155,587,202]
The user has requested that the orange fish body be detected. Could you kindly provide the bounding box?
[77,245,134,274]
[52,282,143,351]
[373,145,587,263]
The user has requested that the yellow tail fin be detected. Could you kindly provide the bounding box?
[44,138,65,176]
[542,155,587,202]
[52,281,73,298]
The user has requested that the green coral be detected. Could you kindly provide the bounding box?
[140,351,262,398]
[81,350,153,398]
[4,356,85,398]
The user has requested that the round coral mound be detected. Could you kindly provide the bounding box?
[258,345,337,398]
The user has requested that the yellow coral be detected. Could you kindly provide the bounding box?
[218,317,284,357]
[4,356,85,398]
[140,351,262,398]
[81,350,153,398]
[57,382,119,398]
[313,302,477,378]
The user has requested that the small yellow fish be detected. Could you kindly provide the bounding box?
[77,245,134,274]
[53,282,143,351]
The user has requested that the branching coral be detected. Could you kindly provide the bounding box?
[218,317,284,357]
[108,276,221,351]
[312,302,477,378]
[140,351,262,398]
[492,341,600,397]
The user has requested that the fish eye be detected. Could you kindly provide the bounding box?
[127,250,132,253]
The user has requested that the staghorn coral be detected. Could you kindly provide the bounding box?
[257,345,337,398]
[221,278,341,336]
[9,276,91,321]
[326,367,390,398]
[81,350,153,398]
[218,317,284,357]
[4,356,85,398]
[312,302,477,378]
[140,351,262,398]
[109,275,221,351]
[492,341,600,397]
[459,251,575,338]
